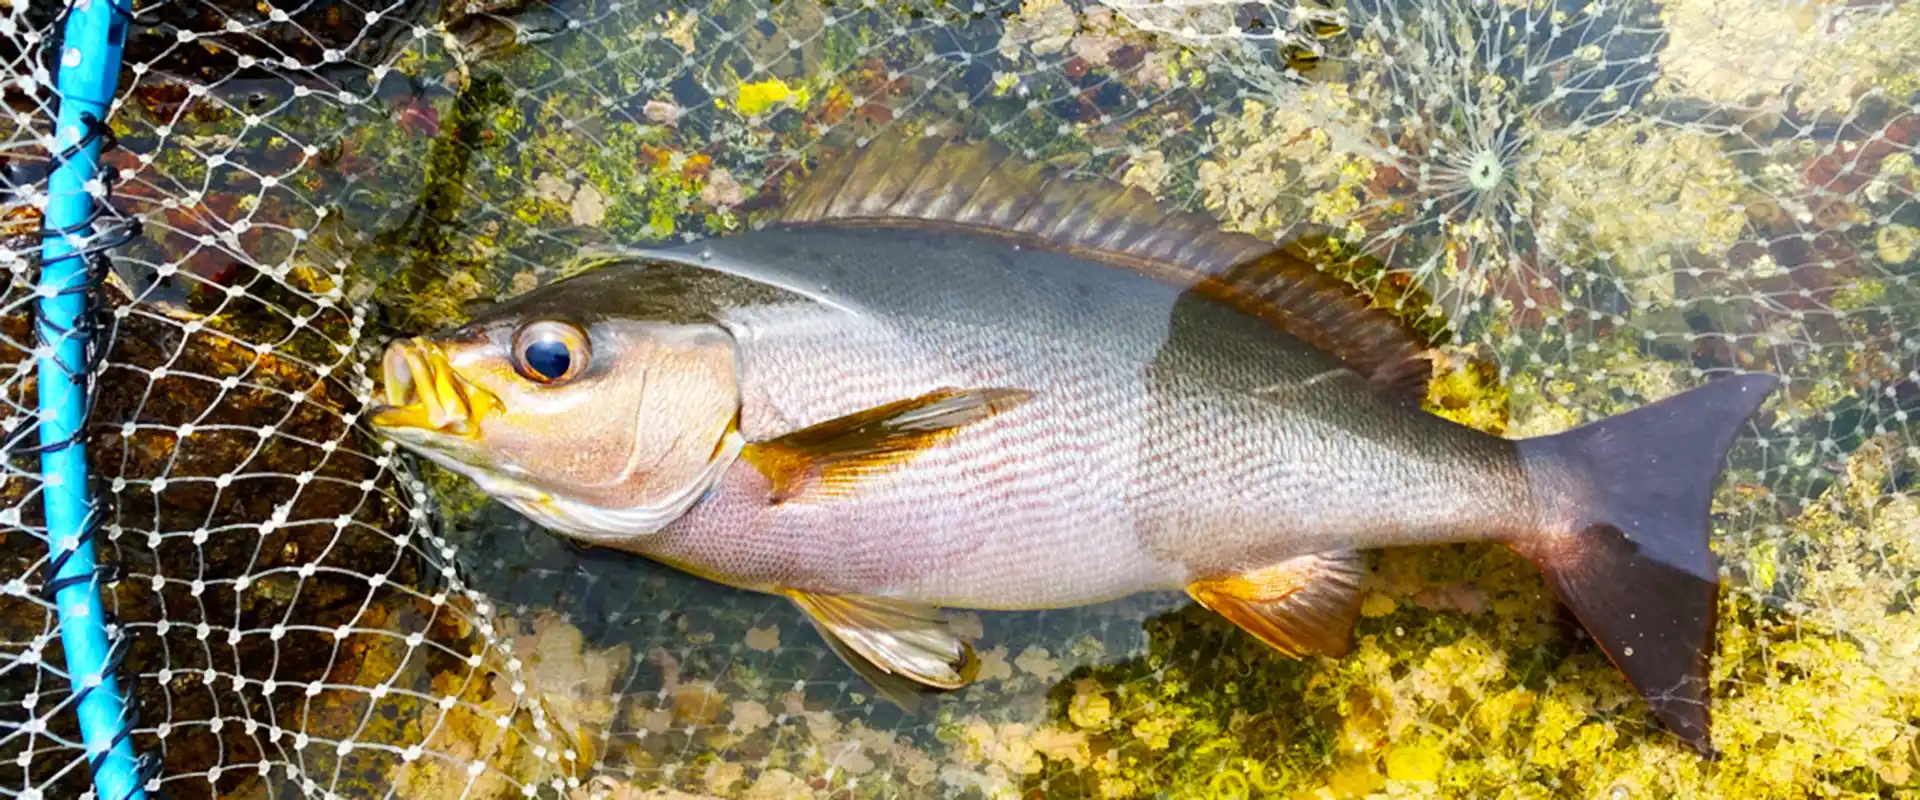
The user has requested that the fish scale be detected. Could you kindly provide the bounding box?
[370,135,1780,752]
[692,291,1174,608]
[643,226,1520,604]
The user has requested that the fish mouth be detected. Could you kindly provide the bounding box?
[368,338,500,437]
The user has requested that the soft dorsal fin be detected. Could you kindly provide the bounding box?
[768,134,1435,398]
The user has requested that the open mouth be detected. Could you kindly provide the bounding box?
[369,338,499,435]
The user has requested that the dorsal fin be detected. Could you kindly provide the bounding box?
[768,134,1435,398]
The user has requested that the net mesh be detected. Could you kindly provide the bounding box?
[2,0,1917,796]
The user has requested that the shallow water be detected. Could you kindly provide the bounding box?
[2,0,1918,796]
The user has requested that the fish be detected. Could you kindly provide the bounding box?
[368,135,1779,755]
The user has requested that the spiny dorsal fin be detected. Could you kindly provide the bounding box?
[770,134,1434,398]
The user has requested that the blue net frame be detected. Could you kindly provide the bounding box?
[23,1,156,798]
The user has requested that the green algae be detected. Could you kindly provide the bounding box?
[369,72,517,332]
[1004,542,1920,797]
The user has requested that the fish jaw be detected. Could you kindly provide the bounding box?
[368,337,549,505]
[370,337,503,439]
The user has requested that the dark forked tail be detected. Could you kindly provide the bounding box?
[1510,373,1780,755]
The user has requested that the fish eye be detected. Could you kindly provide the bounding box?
[511,320,590,384]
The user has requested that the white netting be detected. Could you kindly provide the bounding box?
[2,0,1917,796]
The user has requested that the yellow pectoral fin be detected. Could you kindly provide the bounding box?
[787,590,979,711]
[1188,550,1367,658]
[740,387,1033,504]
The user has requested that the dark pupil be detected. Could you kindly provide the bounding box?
[524,337,572,380]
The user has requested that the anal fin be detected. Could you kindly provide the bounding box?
[1187,550,1367,658]
[788,591,980,711]
[742,387,1032,503]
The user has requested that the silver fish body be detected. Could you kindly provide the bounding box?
[631,224,1526,609]
[371,136,1779,753]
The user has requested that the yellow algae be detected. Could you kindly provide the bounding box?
[1657,0,1920,113]
[1098,774,1139,799]
[500,612,632,757]
[729,700,773,734]
[1472,688,1537,743]
[1423,348,1511,435]
[570,182,607,227]
[1120,149,1170,194]
[1313,759,1388,799]
[996,0,1081,59]
[1197,92,1379,241]
[569,776,722,799]
[1030,726,1093,768]
[658,10,697,53]
[1527,119,1751,303]
[506,269,540,298]
[1359,593,1399,618]
[741,769,811,800]
[1129,715,1183,751]
[366,604,635,799]
[729,78,811,117]
[823,739,878,776]
[1384,740,1445,782]
[1655,0,1826,107]
[702,762,746,795]
[905,749,940,787]
[1877,223,1917,264]
[1069,680,1115,729]
[801,708,840,743]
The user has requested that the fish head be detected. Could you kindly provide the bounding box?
[368,303,741,542]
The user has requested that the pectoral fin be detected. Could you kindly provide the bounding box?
[1188,550,1367,658]
[742,388,1033,503]
[788,591,979,711]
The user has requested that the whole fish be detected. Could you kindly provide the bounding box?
[370,136,1777,755]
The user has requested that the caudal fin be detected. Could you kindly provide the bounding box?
[1512,373,1779,755]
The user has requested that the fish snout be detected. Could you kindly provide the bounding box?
[369,338,499,436]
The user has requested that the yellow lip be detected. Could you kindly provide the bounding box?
[369,338,501,436]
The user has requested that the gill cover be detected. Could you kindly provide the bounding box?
[371,308,743,542]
